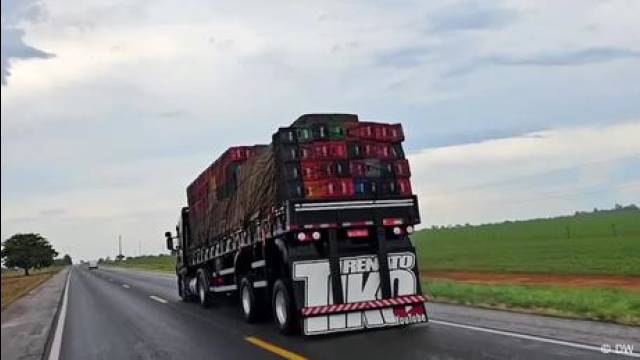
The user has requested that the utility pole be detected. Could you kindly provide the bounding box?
[116,235,125,261]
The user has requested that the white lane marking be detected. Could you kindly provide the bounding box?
[430,319,640,358]
[149,295,168,304]
[47,268,71,360]
[122,284,131,289]
[251,260,265,268]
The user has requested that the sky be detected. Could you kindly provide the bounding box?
[1,0,639,261]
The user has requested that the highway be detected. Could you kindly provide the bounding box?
[55,266,638,360]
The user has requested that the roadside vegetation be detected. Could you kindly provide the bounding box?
[423,279,640,325]
[102,254,175,273]
[1,233,70,310]
[1,268,62,310]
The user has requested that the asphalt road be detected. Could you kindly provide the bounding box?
[56,266,638,360]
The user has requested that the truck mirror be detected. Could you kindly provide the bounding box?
[165,231,174,251]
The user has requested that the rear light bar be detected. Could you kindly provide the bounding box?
[342,220,374,227]
[301,294,427,317]
[383,218,404,226]
[346,228,369,238]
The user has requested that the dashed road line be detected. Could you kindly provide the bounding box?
[122,284,131,289]
[245,336,307,360]
[150,295,168,304]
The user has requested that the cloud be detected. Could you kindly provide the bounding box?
[375,46,431,68]
[408,121,640,226]
[427,1,517,33]
[1,0,54,85]
[486,47,640,67]
[445,46,640,77]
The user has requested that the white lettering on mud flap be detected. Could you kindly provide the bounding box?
[293,252,427,335]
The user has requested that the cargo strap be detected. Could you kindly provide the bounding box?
[376,225,392,299]
[327,229,344,304]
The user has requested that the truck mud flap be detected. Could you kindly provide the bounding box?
[292,251,428,335]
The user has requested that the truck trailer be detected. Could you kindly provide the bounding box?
[165,113,428,335]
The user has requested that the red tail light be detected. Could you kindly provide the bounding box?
[347,228,369,238]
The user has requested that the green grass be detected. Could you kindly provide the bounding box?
[414,209,640,275]
[103,255,175,273]
[423,279,640,325]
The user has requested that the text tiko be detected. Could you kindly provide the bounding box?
[293,253,424,334]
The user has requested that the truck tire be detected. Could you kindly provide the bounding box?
[197,270,213,308]
[179,276,195,302]
[239,277,259,323]
[272,279,299,334]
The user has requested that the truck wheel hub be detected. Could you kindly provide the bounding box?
[275,291,287,325]
[241,286,251,315]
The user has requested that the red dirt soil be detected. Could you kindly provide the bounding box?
[423,271,640,291]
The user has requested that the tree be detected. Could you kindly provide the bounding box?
[63,254,73,265]
[1,233,58,276]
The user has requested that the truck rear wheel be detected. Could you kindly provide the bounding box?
[239,277,259,323]
[179,276,195,302]
[272,279,298,334]
[197,270,213,308]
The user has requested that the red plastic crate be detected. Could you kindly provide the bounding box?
[347,122,404,142]
[304,178,354,199]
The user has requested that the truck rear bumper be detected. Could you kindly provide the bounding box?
[300,295,428,335]
[301,294,427,316]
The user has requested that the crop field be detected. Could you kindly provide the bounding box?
[413,209,640,276]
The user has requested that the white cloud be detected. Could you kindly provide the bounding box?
[408,121,640,226]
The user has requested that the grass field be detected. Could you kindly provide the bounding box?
[103,255,175,273]
[423,279,640,325]
[1,268,62,310]
[414,209,640,275]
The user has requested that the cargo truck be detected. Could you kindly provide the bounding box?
[165,113,428,335]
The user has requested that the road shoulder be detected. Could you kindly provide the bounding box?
[427,302,640,349]
[1,267,69,360]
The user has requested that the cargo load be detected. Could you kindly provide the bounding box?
[186,114,416,249]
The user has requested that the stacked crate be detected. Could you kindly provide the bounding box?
[187,145,267,247]
[272,114,412,201]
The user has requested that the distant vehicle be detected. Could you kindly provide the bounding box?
[88,261,98,270]
[166,114,427,335]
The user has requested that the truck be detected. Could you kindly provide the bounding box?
[165,113,427,335]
